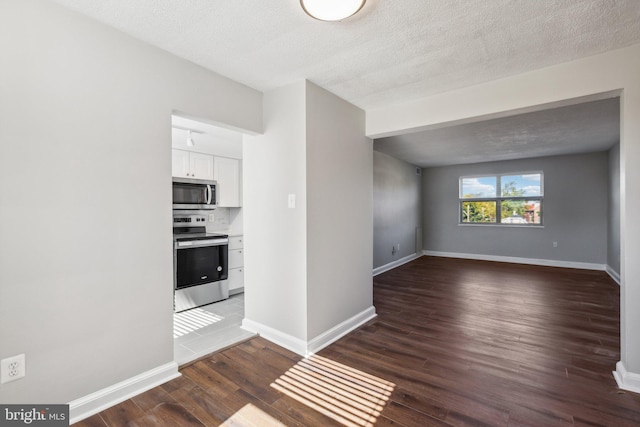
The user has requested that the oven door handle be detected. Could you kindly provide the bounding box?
[176,238,229,249]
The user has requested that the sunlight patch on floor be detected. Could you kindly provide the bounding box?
[221,403,285,426]
[271,355,395,427]
[173,308,224,338]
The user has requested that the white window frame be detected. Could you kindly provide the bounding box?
[459,171,544,226]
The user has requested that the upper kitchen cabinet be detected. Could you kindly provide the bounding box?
[214,156,241,207]
[172,149,214,181]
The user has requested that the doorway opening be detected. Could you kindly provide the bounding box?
[170,113,254,365]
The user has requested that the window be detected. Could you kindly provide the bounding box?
[459,173,543,225]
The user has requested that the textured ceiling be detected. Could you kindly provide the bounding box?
[49,1,634,166]
[374,97,620,167]
[50,0,640,112]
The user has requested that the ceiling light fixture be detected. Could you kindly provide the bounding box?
[186,130,195,147]
[300,0,366,21]
[172,126,203,147]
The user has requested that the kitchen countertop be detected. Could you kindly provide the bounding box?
[209,229,243,237]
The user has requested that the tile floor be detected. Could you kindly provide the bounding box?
[173,293,255,366]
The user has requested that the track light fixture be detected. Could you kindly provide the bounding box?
[173,126,202,147]
[186,130,195,147]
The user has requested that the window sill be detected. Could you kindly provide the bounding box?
[458,223,544,229]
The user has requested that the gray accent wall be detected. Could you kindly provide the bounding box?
[608,143,621,275]
[373,152,422,268]
[422,152,609,264]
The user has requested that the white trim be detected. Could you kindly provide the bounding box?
[241,318,308,356]
[613,361,640,394]
[242,306,377,357]
[423,250,606,271]
[458,223,544,229]
[307,306,377,355]
[68,362,180,424]
[373,253,421,276]
[606,265,621,285]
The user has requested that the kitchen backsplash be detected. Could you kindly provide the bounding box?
[206,208,230,232]
[173,207,242,234]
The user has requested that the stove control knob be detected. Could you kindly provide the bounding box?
[217,266,222,272]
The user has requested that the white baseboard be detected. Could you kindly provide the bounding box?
[613,361,640,394]
[242,306,377,357]
[373,253,421,276]
[606,265,621,285]
[423,250,606,271]
[241,318,308,356]
[307,306,377,355]
[68,362,180,424]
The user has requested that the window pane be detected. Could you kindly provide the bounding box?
[500,174,542,197]
[461,201,496,223]
[501,200,542,224]
[460,176,497,199]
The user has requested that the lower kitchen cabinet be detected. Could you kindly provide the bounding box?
[227,235,244,294]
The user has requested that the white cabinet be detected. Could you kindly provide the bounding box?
[227,235,244,294]
[213,157,241,207]
[172,149,190,178]
[227,268,244,294]
[172,149,214,181]
[190,152,214,181]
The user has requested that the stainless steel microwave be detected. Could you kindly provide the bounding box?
[172,178,217,210]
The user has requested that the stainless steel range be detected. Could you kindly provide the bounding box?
[173,214,229,312]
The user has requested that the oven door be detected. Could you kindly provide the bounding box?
[174,239,228,290]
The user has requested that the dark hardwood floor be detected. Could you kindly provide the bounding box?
[75,256,640,426]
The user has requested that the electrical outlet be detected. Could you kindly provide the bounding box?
[553,241,558,248]
[208,213,215,222]
[1,354,25,384]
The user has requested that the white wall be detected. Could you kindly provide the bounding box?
[243,81,374,353]
[366,43,640,388]
[0,0,261,405]
[242,81,309,344]
[305,82,373,340]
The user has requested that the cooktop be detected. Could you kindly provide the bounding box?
[173,226,228,241]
